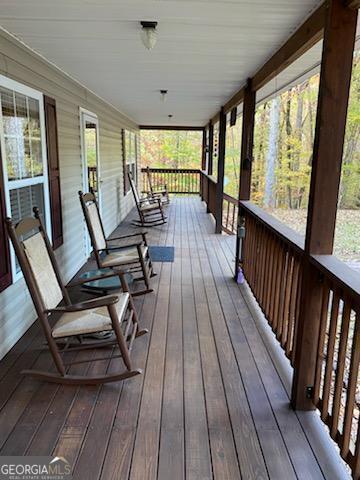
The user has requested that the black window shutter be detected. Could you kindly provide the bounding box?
[122,129,129,194]
[44,95,63,249]
[0,146,12,292]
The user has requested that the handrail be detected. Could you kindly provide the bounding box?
[141,167,201,194]
[240,200,305,252]
[310,254,360,302]
[223,192,237,203]
[200,170,217,185]
[241,201,360,477]
[141,167,200,173]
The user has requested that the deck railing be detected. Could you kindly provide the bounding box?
[200,171,238,235]
[222,193,238,235]
[200,170,217,217]
[240,200,360,478]
[88,166,98,192]
[141,168,200,194]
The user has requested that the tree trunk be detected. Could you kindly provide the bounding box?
[285,92,293,209]
[264,97,280,209]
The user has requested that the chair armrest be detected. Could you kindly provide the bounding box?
[45,295,119,313]
[107,232,147,242]
[66,270,125,288]
[103,242,142,251]
[139,196,152,204]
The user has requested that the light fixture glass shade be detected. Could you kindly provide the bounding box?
[141,27,157,50]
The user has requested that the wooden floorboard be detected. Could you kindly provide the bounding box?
[0,196,346,479]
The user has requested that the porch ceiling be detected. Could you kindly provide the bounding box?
[0,0,322,126]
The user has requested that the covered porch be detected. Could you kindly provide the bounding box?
[0,0,359,478]
[0,197,348,479]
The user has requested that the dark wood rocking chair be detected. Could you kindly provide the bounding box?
[79,190,155,296]
[5,208,147,385]
[145,166,170,205]
[128,172,167,227]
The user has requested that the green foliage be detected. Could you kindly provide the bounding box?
[140,130,202,169]
[251,51,360,212]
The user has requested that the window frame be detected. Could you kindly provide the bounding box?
[0,74,51,283]
[122,129,138,194]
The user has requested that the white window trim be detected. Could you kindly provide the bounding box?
[79,107,102,258]
[0,73,51,283]
[124,130,138,188]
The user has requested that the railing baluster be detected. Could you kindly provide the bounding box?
[341,308,360,458]
[330,299,351,439]
[321,289,340,422]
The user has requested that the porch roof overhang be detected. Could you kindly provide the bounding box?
[0,0,324,127]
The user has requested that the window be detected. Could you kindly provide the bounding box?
[123,129,138,194]
[0,75,51,281]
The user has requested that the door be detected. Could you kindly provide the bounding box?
[80,108,101,257]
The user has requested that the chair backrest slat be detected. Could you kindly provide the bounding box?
[128,173,140,205]
[87,202,106,251]
[23,232,63,310]
[79,191,107,256]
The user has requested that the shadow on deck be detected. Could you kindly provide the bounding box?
[0,197,349,479]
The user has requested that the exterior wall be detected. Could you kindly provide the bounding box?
[0,30,137,359]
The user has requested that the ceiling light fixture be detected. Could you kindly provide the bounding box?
[160,90,168,102]
[140,21,158,50]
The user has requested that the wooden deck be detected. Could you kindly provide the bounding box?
[0,197,348,479]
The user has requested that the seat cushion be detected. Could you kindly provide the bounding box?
[52,292,129,338]
[101,245,148,267]
[140,202,159,212]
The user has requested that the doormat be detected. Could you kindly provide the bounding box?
[148,246,175,262]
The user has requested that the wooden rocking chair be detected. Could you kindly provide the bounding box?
[128,172,167,227]
[6,208,147,385]
[145,166,170,205]
[79,190,155,296]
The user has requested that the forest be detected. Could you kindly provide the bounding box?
[140,129,202,169]
[140,51,359,262]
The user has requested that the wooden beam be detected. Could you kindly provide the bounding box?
[224,86,245,115]
[305,2,357,255]
[213,2,326,122]
[139,125,204,131]
[291,0,358,411]
[215,108,226,234]
[238,81,256,201]
[253,3,326,91]
[235,80,256,277]
[210,112,220,125]
[201,129,207,171]
[208,122,214,176]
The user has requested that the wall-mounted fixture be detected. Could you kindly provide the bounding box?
[140,21,158,50]
[160,90,168,102]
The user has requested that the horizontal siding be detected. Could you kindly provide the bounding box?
[0,30,138,360]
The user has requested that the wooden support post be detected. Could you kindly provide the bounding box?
[200,129,207,200]
[235,80,256,277]
[215,107,226,234]
[201,129,207,171]
[291,0,358,410]
[208,122,214,176]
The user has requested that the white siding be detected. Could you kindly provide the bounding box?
[0,30,137,359]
